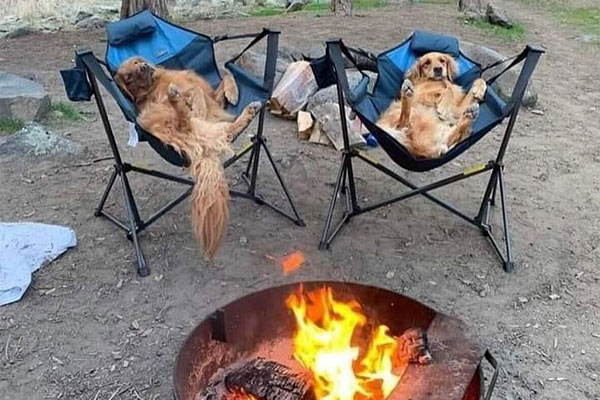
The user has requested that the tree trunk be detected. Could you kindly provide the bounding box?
[458,0,482,13]
[331,0,352,16]
[120,0,169,19]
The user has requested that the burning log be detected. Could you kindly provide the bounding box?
[395,328,432,365]
[197,358,314,400]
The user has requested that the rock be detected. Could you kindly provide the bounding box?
[307,69,376,108]
[75,16,108,30]
[95,5,120,14]
[74,11,94,24]
[0,122,84,157]
[286,0,309,12]
[485,2,513,28]
[0,72,51,121]
[460,41,538,107]
[235,50,291,86]
[575,34,600,44]
[5,26,35,39]
[531,109,544,116]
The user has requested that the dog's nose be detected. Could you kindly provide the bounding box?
[140,63,148,72]
[434,67,443,76]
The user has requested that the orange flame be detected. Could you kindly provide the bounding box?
[286,287,400,400]
[281,251,305,276]
[226,387,258,400]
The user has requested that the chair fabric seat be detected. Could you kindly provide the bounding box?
[316,31,510,172]
[104,11,270,166]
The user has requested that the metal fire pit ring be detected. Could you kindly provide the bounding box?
[173,281,499,400]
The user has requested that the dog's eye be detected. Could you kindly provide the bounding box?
[424,60,431,66]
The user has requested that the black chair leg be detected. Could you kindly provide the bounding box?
[95,167,118,217]
[118,171,149,277]
[478,166,514,273]
[497,168,514,272]
[319,153,352,249]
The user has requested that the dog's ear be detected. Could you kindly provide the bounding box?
[405,59,422,82]
[444,55,458,81]
[115,73,135,101]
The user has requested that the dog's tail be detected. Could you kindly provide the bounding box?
[188,156,230,260]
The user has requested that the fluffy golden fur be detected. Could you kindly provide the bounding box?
[377,52,487,159]
[115,57,261,260]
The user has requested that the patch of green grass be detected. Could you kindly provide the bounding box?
[559,6,600,41]
[0,117,24,134]
[248,0,386,17]
[517,1,599,44]
[248,5,285,16]
[464,17,527,42]
[50,101,82,122]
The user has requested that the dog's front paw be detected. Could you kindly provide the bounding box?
[401,79,414,98]
[246,101,263,117]
[464,103,480,120]
[470,79,487,101]
[167,83,181,101]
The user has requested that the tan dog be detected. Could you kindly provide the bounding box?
[377,52,487,159]
[115,57,262,259]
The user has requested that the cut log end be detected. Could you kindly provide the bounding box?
[197,358,314,400]
[395,328,432,365]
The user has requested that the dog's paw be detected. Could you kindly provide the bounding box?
[167,83,181,101]
[470,78,487,101]
[464,103,480,120]
[246,101,263,116]
[401,79,414,98]
[224,74,239,105]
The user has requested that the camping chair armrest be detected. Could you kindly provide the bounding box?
[76,50,137,122]
[221,29,281,93]
[486,45,544,115]
[325,39,370,105]
[506,45,544,109]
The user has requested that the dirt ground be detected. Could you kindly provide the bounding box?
[1,1,599,399]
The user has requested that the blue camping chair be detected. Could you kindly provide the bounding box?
[61,11,304,276]
[312,31,544,272]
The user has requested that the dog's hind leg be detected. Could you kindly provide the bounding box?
[223,101,262,142]
[445,103,479,148]
[214,73,239,107]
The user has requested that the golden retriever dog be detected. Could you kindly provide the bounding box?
[377,52,487,159]
[115,57,262,260]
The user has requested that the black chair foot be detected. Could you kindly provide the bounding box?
[318,242,329,251]
[503,261,514,273]
[94,210,102,217]
[296,219,306,227]
[137,265,150,277]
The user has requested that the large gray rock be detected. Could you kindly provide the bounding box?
[485,2,513,28]
[75,16,108,30]
[235,50,292,85]
[0,72,51,121]
[5,26,35,39]
[0,122,84,157]
[460,41,538,107]
[307,69,377,109]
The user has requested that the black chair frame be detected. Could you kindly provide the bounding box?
[79,30,304,277]
[319,39,544,273]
